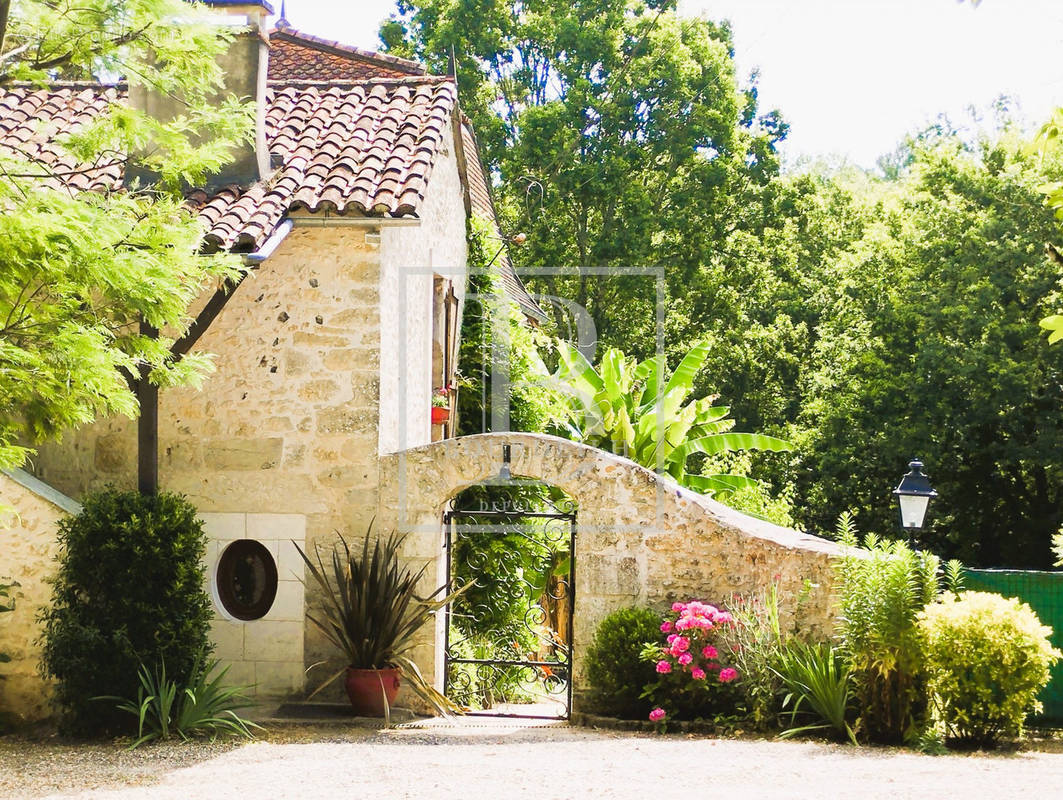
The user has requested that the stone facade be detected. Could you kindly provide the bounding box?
[25,127,469,707]
[0,470,80,723]
[202,512,307,699]
[378,433,845,712]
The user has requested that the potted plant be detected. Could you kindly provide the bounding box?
[431,387,450,425]
[295,521,466,722]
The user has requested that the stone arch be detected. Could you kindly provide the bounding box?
[377,432,842,711]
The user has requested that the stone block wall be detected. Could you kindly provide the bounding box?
[378,432,845,712]
[0,470,80,724]
[201,512,306,699]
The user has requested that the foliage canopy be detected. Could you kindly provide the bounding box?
[0,0,251,469]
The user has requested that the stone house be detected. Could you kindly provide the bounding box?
[0,1,542,712]
[1,3,840,723]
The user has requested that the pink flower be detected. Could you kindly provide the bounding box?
[718,667,738,683]
[649,708,666,722]
[675,617,691,631]
[691,667,707,680]
[702,645,718,659]
[715,611,733,625]
[666,633,678,645]
[655,660,672,674]
[671,636,690,653]
[678,652,693,666]
[671,602,685,613]
[660,620,673,633]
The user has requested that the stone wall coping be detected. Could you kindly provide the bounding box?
[391,431,845,558]
[2,468,81,515]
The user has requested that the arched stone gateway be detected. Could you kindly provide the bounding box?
[377,432,843,713]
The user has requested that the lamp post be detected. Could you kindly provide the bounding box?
[893,460,938,533]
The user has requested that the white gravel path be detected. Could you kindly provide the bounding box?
[6,720,1063,800]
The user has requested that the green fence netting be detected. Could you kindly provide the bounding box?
[964,569,1063,726]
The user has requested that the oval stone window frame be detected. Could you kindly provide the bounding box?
[215,539,278,621]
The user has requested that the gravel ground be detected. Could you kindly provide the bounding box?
[3,720,1063,800]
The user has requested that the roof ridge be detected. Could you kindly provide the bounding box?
[267,76,453,88]
[268,25,428,76]
[1,80,124,90]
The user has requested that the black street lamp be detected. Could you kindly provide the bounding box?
[893,460,938,531]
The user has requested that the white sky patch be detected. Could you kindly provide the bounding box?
[273,0,1063,169]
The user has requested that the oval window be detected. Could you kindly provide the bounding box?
[216,540,278,621]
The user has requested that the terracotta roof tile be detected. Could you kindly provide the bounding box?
[0,78,457,251]
[267,24,425,82]
[0,85,122,195]
[0,25,543,316]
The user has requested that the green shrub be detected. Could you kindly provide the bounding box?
[834,515,939,744]
[584,607,660,719]
[0,577,17,732]
[919,591,1062,746]
[39,489,213,735]
[639,601,743,724]
[0,577,15,668]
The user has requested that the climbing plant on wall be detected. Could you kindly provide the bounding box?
[456,215,558,436]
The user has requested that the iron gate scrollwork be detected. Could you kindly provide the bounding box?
[444,490,575,719]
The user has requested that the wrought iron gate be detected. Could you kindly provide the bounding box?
[443,492,575,719]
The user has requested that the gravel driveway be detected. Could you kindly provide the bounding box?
[4,719,1063,800]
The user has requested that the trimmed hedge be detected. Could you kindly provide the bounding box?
[584,607,660,719]
[39,489,212,735]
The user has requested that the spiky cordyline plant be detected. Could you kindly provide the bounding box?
[834,513,940,744]
[296,521,468,718]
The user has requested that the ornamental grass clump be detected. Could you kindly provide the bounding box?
[98,651,261,749]
[834,515,939,744]
[919,591,1061,747]
[716,582,788,728]
[641,600,741,724]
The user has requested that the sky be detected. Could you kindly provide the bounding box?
[269,0,1063,169]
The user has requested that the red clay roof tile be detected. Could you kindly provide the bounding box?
[0,77,457,251]
[0,24,542,316]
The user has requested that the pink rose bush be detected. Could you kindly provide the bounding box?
[642,599,742,723]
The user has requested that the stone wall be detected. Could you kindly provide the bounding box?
[202,512,306,699]
[28,123,472,703]
[378,134,468,455]
[378,432,845,712]
[0,470,80,724]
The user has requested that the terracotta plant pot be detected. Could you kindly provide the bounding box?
[431,406,450,425]
[344,667,402,716]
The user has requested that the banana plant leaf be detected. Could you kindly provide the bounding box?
[550,339,792,500]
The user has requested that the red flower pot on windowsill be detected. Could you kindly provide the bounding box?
[431,406,450,425]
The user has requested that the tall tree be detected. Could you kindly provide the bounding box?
[0,1,251,470]
[381,0,786,354]
[793,134,1063,567]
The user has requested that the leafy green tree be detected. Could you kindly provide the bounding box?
[0,1,251,469]
[794,134,1063,567]
[382,0,786,353]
